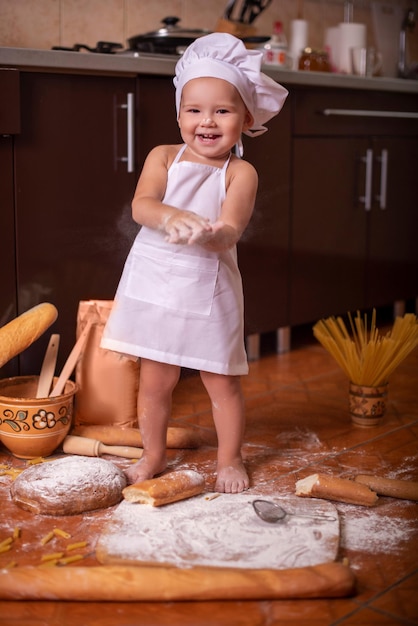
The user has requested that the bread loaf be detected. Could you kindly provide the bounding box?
[0,303,58,368]
[295,473,378,506]
[11,456,127,515]
[355,474,418,501]
[122,469,205,506]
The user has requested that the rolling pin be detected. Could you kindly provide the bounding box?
[63,435,143,459]
[72,425,210,449]
[355,474,418,501]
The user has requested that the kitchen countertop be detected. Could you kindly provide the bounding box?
[1,46,418,94]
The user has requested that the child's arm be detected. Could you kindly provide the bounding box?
[189,158,258,251]
[132,145,212,241]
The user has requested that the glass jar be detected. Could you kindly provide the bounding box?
[298,48,331,72]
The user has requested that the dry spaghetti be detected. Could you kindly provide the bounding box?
[313,311,418,386]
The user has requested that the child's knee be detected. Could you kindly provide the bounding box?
[200,371,241,396]
[141,360,180,394]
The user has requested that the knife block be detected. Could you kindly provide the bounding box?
[215,18,257,40]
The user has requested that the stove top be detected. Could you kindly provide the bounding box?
[52,41,124,54]
[51,41,180,57]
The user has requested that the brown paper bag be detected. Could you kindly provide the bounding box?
[75,300,140,428]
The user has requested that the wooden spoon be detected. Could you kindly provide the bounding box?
[36,334,60,398]
[50,317,93,397]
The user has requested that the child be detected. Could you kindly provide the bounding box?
[101,33,288,493]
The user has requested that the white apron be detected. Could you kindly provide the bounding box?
[102,144,248,375]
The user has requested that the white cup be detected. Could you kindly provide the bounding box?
[351,47,383,77]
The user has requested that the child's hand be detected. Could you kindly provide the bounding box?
[193,221,241,252]
[164,210,212,245]
[187,220,224,245]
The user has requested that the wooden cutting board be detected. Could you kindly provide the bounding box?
[96,494,340,570]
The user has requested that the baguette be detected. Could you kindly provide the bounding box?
[123,470,205,507]
[0,303,58,368]
[355,474,418,501]
[0,562,355,601]
[295,473,378,506]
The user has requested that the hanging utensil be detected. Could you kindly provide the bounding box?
[247,0,273,24]
[224,0,238,20]
[36,334,60,398]
[252,499,337,523]
[238,0,253,23]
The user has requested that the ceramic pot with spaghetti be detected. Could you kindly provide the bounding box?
[313,310,418,427]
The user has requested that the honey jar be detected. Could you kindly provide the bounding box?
[298,48,331,72]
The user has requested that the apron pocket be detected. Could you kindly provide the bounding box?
[124,246,219,316]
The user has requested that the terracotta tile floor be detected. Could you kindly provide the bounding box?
[0,326,417,625]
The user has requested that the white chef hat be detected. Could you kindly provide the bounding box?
[174,33,288,138]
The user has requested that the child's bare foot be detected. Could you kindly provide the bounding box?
[124,454,167,485]
[215,460,249,493]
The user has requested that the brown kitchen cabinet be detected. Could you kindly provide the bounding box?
[136,75,181,161]
[240,100,291,337]
[290,87,418,326]
[0,69,20,378]
[291,135,368,325]
[1,71,139,377]
[0,136,17,379]
[366,136,418,308]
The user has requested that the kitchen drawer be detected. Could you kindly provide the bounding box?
[0,69,20,134]
[293,87,418,137]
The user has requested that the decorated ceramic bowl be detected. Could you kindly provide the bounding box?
[0,376,76,459]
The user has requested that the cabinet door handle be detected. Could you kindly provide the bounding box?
[360,149,373,210]
[376,149,388,210]
[322,109,418,119]
[120,92,135,173]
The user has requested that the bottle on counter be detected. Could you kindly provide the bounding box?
[261,21,289,67]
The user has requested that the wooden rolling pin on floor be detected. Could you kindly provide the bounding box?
[355,474,418,501]
[63,435,143,459]
[72,424,216,449]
